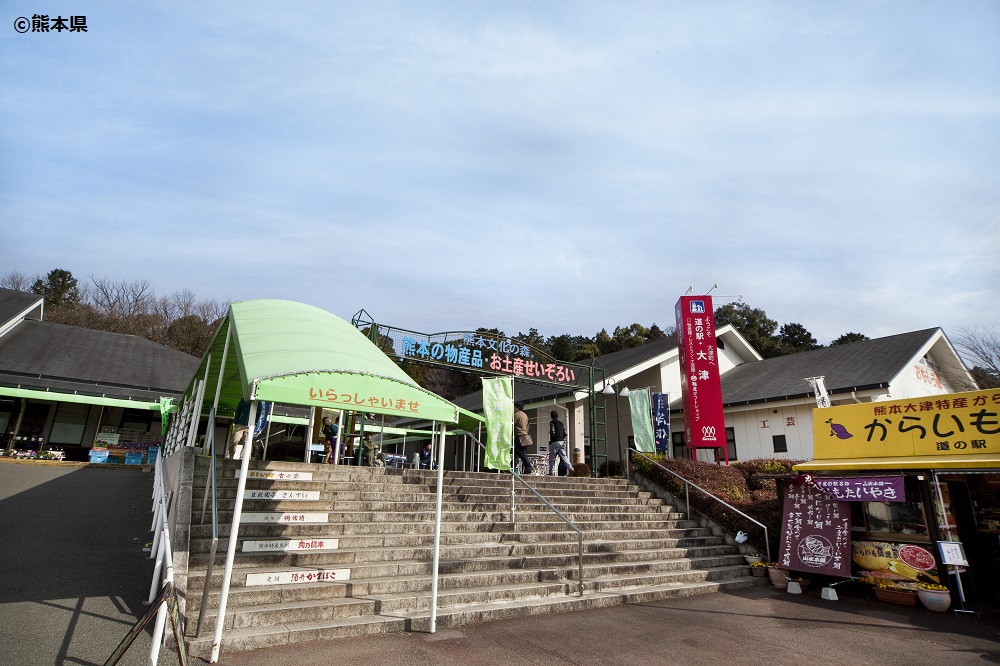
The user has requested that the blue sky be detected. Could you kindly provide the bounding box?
[2,1,998,346]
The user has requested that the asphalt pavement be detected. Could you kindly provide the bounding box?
[1,459,997,666]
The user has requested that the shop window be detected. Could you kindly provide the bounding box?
[49,402,89,445]
[772,434,787,453]
[726,427,737,461]
[121,409,153,432]
[672,432,686,459]
[851,479,930,540]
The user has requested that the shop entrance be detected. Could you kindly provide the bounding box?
[351,310,608,472]
[947,476,1000,604]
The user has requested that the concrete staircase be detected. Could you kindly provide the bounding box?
[183,459,762,657]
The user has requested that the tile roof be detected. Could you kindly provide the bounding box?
[0,288,42,324]
[719,328,940,405]
[0,319,200,400]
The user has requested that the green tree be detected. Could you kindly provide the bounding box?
[31,268,81,308]
[777,322,821,354]
[714,302,781,358]
[830,332,870,346]
[514,327,549,355]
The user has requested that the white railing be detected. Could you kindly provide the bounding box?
[145,453,175,666]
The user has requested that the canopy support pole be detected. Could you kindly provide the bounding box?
[304,408,315,463]
[333,410,344,465]
[262,402,275,460]
[211,398,258,663]
[429,421,447,633]
[7,398,25,452]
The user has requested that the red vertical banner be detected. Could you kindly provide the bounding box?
[674,295,727,457]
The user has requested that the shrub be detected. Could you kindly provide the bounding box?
[631,455,805,556]
[599,460,623,477]
[571,462,592,478]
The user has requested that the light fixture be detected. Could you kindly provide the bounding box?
[619,386,630,397]
[603,383,615,395]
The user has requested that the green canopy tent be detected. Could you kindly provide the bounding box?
[161,300,466,661]
[176,299,459,430]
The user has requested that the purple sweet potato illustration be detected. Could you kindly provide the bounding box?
[826,418,853,439]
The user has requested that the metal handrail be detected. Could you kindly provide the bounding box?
[628,450,771,563]
[512,474,585,597]
[196,410,220,637]
[465,432,585,596]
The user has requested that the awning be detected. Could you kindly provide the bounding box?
[186,300,460,424]
[794,453,1000,472]
[0,386,166,411]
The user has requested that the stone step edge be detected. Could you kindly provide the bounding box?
[186,575,759,657]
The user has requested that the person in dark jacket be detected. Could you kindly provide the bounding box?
[548,410,573,476]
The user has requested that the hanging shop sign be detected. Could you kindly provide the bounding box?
[628,388,655,453]
[482,376,514,471]
[778,482,851,577]
[800,475,907,502]
[814,388,1000,459]
[675,295,727,451]
[652,392,670,454]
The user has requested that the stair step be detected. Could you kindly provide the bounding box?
[181,458,763,655]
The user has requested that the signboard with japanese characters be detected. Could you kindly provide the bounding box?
[808,475,907,502]
[245,568,350,587]
[239,512,328,524]
[235,470,314,481]
[246,490,321,501]
[814,388,1000,459]
[778,482,851,577]
[652,393,670,454]
[395,331,591,389]
[242,538,339,553]
[674,295,727,452]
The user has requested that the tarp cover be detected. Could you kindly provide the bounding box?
[189,300,459,424]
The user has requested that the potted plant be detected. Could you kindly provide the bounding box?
[766,565,788,588]
[789,575,810,591]
[744,553,763,565]
[917,583,952,612]
[749,560,769,578]
[873,584,918,606]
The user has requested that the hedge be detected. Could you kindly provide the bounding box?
[630,455,805,557]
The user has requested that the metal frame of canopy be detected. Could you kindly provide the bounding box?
[159,300,468,662]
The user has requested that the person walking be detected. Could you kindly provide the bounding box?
[513,402,533,474]
[548,410,573,476]
[321,416,339,464]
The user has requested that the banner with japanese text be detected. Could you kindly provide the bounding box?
[806,475,906,502]
[627,388,655,453]
[813,388,1000,460]
[675,295,727,451]
[482,377,513,471]
[778,482,851,577]
[652,392,670,454]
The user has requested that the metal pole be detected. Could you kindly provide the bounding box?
[210,398,258,663]
[931,471,970,611]
[429,422,447,633]
[210,328,231,421]
[262,402,274,460]
[614,387,623,472]
[333,410,344,465]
